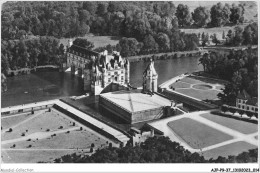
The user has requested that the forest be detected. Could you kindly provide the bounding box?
[48,136,258,163]
[199,47,257,105]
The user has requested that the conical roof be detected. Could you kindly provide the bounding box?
[143,59,157,77]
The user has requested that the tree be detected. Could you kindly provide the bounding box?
[222,31,225,40]
[221,105,228,113]
[230,4,244,24]
[245,111,254,119]
[211,33,220,46]
[217,83,238,105]
[119,37,141,57]
[192,6,210,27]
[141,34,158,54]
[155,32,170,52]
[210,3,231,27]
[201,33,209,47]
[233,26,244,46]
[73,38,94,50]
[176,4,192,27]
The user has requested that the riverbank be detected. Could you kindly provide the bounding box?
[7,65,60,77]
[127,49,207,62]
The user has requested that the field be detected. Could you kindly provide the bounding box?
[167,117,233,149]
[1,108,111,163]
[203,141,257,159]
[170,76,225,101]
[59,34,120,49]
[200,113,258,134]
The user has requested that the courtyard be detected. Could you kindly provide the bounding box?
[1,108,112,163]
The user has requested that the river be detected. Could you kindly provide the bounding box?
[1,56,202,107]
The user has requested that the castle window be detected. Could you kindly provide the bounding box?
[121,70,124,74]
[256,108,258,112]
[114,71,118,75]
[238,105,241,108]
[242,105,244,109]
[252,107,254,111]
[247,106,249,110]
[108,72,111,76]
[115,77,118,81]
[108,78,111,82]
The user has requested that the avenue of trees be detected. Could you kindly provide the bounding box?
[199,48,257,105]
[221,105,258,119]
[49,136,258,163]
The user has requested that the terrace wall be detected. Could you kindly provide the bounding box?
[160,89,217,110]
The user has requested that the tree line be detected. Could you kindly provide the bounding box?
[48,136,257,163]
[1,37,65,75]
[199,47,257,105]
[2,2,248,40]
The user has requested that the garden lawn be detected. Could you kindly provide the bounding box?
[175,88,220,100]
[1,149,78,163]
[2,111,74,141]
[200,113,258,134]
[1,113,34,130]
[203,141,257,159]
[59,35,120,49]
[167,118,233,149]
[2,130,107,150]
[170,81,191,89]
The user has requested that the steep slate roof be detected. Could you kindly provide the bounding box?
[237,90,251,100]
[246,97,258,106]
[143,60,157,77]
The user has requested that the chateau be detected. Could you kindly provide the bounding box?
[66,39,130,95]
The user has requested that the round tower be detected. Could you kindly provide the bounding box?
[143,59,158,93]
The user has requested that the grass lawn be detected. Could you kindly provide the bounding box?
[200,113,258,134]
[175,88,220,101]
[1,149,78,163]
[215,85,224,90]
[180,77,202,84]
[203,141,257,160]
[59,34,120,49]
[167,118,233,149]
[2,111,74,141]
[1,113,34,130]
[3,130,107,150]
[170,82,191,89]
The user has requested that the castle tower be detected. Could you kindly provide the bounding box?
[143,59,158,93]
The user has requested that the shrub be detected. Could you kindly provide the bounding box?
[46,129,50,132]
[12,144,16,148]
[8,128,12,132]
[28,145,32,148]
[80,127,83,131]
[91,143,95,148]
[72,122,76,126]
[27,139,31,141]
[58,126,63,129]
[67,131,70,133]
[21,133,25,136]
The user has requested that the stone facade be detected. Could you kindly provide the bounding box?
[236,90,258,113]
[143,59,158,93]
[66,40,130,95]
